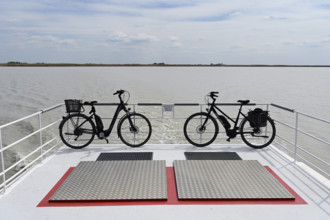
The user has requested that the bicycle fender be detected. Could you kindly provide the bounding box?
[267,116,275,122]
[58,113,87,129]
[116,114,129,135]
[59,115,71,129]
[238,117,246,131]
[116,112,138,135]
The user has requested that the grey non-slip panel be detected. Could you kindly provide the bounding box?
[50,160,167,201]
[184,152,242,160]
[174,160,295,200]
[96,152,153,161]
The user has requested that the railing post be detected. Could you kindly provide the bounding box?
[294,112,299,162]
[265,104,269,144]
[0,129,7,193]
[161,104,164,119]
[133,104,136,145]
[38,113,43,161]
[200,104,203,144]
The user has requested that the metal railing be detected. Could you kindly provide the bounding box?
[1,102,329,194]
[269,103,330,179]
[0,104,64,193]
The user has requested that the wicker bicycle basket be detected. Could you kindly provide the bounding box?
[64,99,82,113]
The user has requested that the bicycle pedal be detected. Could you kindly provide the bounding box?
[226,138,231,142]
[105,138,109,144]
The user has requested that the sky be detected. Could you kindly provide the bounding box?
[0,0,330,65]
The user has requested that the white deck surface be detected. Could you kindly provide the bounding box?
[0,144,329,220]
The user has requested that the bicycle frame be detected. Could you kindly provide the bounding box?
[183,92,275,148]
[205,100,250,134]
[92,102,135,138]
[102,103,130,137]
[71,95,135,139]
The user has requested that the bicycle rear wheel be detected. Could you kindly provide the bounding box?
[183,112,219,147]
[59,114,95,149]
[117,113,152,147]
[240,116,276,149]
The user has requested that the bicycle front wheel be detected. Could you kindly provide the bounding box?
[59,114,95,149]
[183,112,219,147]
[118,113,152,147]
[240,116,276,149]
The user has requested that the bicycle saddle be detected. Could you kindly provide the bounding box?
[237,100,250,105]
[84,101,98,105]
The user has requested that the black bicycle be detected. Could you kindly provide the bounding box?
[183,92,276,148]
[59,90,152,149]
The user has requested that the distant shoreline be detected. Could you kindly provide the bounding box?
[0,63,329,67]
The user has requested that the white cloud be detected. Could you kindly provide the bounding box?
[170,36,179,41]
[1,0,330,64]
[3,32,77,51]
[107,32,158,43]
[29,35,76,46]
[169,36,184,47]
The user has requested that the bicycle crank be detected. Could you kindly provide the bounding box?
[226,129,237,142]
[98,132,109,144]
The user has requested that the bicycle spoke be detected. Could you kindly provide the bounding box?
[59,114,95,149]
[183,112,218,147]
[240,117,276,149]
[118,113,151,147]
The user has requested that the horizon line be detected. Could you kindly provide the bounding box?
[1,62,330,67]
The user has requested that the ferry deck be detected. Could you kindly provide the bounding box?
[0,102,329,219]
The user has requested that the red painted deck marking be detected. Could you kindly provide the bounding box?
[37,166,307,207]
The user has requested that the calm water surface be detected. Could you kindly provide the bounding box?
[1,67,329,120]
[0,67,329,177]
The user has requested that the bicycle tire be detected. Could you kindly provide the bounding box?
[117,113,152,147]
[183,112,219,147]
[59,113,96,149]
[240,116,276,149]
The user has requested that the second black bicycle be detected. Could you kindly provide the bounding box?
[183,92,276,149]
[59,90,152,149]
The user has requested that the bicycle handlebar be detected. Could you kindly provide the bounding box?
[210,91,219,98]
[113,90,125,96]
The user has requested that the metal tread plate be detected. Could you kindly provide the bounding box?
[50,160,167,201]
[184,152,242,160]
[96,152,153,161]
[174,160,295,200]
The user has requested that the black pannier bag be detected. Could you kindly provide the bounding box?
[64,99,83,113]
[247,108,268,127]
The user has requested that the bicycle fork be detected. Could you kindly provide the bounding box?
[126,112,138,133]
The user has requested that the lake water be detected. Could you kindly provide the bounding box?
[1,67,330,121]
[0,67,329,178]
